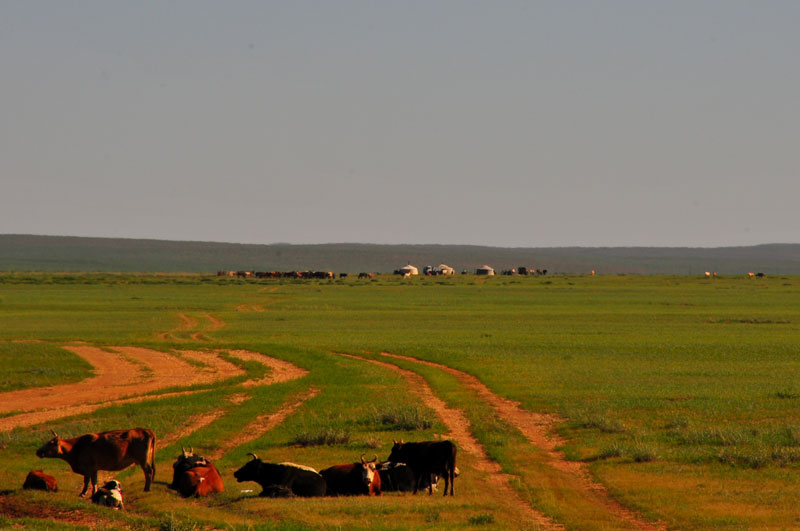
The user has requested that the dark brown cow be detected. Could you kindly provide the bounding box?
[36,428,156,497]
[23,470,58,492]
[320,454,381,496]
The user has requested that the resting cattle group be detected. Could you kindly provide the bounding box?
[31,427,458,506]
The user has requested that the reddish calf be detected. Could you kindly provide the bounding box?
[23,470,58,492]
[177,463,225,497]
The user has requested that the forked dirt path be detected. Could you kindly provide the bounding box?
[338,353,561,530]
[0,346,242,431]
[380,352,667,531]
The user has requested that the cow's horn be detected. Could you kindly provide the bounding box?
[247,452,258,461]
[51,430,59,439]
[371,454,378,464]
[361,454,366,464]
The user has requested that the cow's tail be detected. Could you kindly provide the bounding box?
[145,429,156,488]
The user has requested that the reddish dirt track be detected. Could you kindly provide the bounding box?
[379,352,667,531]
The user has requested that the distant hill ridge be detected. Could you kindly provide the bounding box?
[1,234,799,274]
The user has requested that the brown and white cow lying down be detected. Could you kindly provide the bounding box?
[36,428,156,497]
[91,479,124,510]
[320,454,381,496]
[169,447,224,497]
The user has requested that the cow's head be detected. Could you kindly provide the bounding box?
[387,440,406,463]
[173,446,194,468]
[360,454,379,486]
[103,480,122,492]
[233,452,262,483]
[36,431,64,458]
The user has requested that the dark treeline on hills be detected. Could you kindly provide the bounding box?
[1,234,799,275]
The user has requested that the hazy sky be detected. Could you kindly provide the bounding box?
[2,1,798,247]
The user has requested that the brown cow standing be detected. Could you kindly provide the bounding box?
[36,428,156,496]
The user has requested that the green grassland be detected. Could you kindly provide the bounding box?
[0,273,798,529]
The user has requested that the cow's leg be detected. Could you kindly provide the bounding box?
[79,475,91,497]
[448,467,454,496]
[143,462,154,491]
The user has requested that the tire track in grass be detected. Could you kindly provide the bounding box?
[380,352,668,531]
[190,313,227,342]
[156,313,198,341]
[337,352,561,530]
[205,387,319,461]
[157,351,311,457]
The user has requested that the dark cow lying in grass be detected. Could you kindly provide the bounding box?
[320,454,381,496]
[378,461,461,493]
[233,453,326,497]
[387,440,457,496]
[169,447,224,497]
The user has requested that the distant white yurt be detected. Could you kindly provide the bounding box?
[476,265,495,276]
[398,264,419,276]
[437,264,455,275]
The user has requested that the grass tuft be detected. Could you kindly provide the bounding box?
[290,428,351,447]
[631,441,659,463]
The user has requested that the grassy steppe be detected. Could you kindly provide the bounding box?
[0,273,798,529]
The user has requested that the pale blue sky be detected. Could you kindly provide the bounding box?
[2,1,798,247]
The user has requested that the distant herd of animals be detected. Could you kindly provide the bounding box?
[25,428,459,510]
[216,266,550,279]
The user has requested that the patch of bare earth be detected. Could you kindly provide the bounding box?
[380,352,667,531]
[338,353,561,530]
[205,387,319,461]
